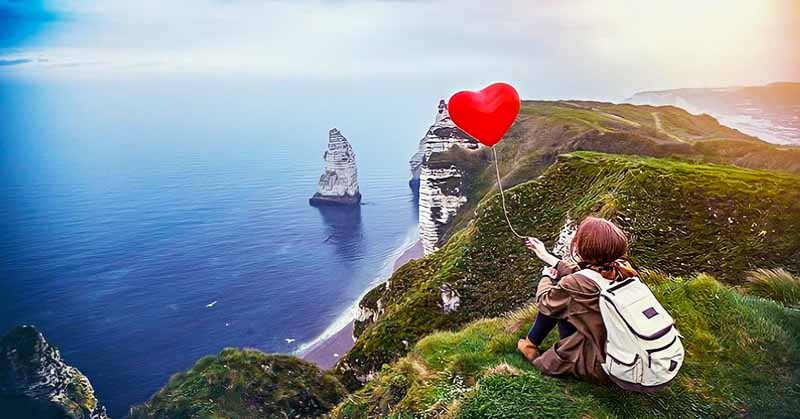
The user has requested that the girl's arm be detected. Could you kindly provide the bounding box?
[526,237,578,279]
[526,237,581,317]
[554,259,579,277]
[526,237,560,266]
[535,274,575,318]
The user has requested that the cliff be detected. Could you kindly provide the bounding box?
[128,349,346,419]
[0,325,109,419]
[334,152,800,390]
[310,128,362,206]
[411,100,480,254]
[409,100,479,183]
[413,100,800,255]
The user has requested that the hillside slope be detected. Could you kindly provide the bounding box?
[128,349,346,418]
[422,100,800,251]
[331,272,800,418]
[336,152,800,389]
[510,100,797,165]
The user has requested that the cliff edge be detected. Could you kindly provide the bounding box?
[0,325,109,419]
[128,349,346,419]
[410,100,481,254]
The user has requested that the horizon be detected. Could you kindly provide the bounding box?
[1,0,799,102]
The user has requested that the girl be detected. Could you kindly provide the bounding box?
[517,217,637,384]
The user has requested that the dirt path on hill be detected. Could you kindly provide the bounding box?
[651,112,688,143]
[594,109,641,127]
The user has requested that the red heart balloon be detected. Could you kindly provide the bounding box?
[448,82,520,147]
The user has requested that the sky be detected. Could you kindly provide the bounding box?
[1,0,798,100]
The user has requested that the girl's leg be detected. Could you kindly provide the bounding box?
[557,319,577,339]
[526,312,559,346]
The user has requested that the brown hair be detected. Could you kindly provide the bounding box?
[571,217,628,264]
[571,217,637,279]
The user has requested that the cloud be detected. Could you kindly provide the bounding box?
[0,58,31,66]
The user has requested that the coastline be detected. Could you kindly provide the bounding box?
[301,239,424,370]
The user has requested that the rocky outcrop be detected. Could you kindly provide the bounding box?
[439,284,461,313]
[310,128,361,206]
[418,162,468,254]
[551,219,577,260]
[409,100,479,185]
[353,283,386,339]
[0,325,109,419]
[412,100,481,254]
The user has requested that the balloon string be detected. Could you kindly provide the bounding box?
[492,147,525,239]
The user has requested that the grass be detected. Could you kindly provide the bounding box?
[128,349,346,419]
[744,268,800,308]
[335,152,800,391]
[331,273,800,418]
[518,101,755,143]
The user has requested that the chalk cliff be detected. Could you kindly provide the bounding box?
[310,128,361,206]
[409,100,479,185]
[412,100,480,254]
[0,325,109,419]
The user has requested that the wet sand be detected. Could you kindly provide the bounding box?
[302,240,424,370]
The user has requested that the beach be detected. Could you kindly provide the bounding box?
[301,240,424,370]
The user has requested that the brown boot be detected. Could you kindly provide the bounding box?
[517,337,540,363]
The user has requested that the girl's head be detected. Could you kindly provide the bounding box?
[570,217,629,265]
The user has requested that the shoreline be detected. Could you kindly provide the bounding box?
[300,239,424,370]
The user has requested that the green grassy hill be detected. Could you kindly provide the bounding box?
[335,152,800,390]
[432,101,800,248]
[127,350,345,419]
[331,272,800,418]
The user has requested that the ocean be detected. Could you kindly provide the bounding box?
[0,75,434,416]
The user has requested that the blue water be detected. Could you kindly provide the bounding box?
[0,76,435,416]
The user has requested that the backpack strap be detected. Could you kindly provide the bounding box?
[575,268,612,292]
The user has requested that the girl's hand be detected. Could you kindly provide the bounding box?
[542,266,558,280]
[525,237,560,267]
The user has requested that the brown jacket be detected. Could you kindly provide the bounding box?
[531,261,618,384]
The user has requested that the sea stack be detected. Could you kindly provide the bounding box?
[310,128,362,206]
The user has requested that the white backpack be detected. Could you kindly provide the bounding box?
[578,269,684,392]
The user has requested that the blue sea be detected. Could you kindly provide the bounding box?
[0,75,440,416]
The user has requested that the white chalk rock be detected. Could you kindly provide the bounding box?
[310,128,361,206]
[412,100,481,254]
[440,283,461,313]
